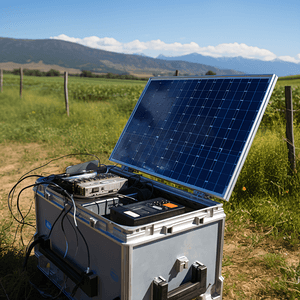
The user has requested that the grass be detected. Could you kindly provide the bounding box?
[1,79,300,242]
[0,88,134,155]
[262,253,300,299]
[221,125,300,249]
[277,75,300,85]
[2,73,148,87]
[1,76,300,299]
[0,225,64,300]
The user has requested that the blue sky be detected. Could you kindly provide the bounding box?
[1,0,300,63]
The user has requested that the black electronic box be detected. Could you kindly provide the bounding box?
[110,197,185,226]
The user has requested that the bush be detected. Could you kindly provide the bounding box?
[81,70,93,77]
[45,69,60,77]
[205,70,216,75]
[12,68,20,75]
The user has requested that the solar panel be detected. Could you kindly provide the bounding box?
[110,75,277,201]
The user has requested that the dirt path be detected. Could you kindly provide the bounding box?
[223,219,300,299]
[0,142,82,246]
[0,142,299,299]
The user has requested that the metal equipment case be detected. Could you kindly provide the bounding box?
[34,75,277,300]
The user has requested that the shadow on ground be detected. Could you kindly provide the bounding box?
[0,245,68,300]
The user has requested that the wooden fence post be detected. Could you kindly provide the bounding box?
[20,67,23,98]
[64,72,69,116]
[175,70,179,76]
[285,86,296,172]
[0,69,3,93]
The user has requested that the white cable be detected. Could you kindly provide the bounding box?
[70,195,78,227]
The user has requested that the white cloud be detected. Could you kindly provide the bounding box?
[278,55,300,64]
[50,34,300,63]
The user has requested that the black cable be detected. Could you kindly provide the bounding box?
[99,164,108,172]
[19,203,34,246]
[76,223,91,271]
[65,214,79,257]
[8,152,101,228]
[17,153,101,182]
[105,199,108,215]
[10,155,97,274]
[16,183,40,227]
[29,279,66,299]
[14,180,69,228]
[44,183,91,271]
[23,236,45,271]
[8,175,42,224]
[47,198,72,240]
[70,278,83,298]
[60,205,75,260]
[7,175,42,245]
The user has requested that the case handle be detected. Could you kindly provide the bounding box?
[38,238,98,297]
[153,262,207,300]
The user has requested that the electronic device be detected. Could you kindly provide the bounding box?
[110,197,185,226]
[80,194,137,216]
[53,172,128,197]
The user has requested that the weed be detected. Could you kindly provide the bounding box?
[223,255,234,267]
[259,253,300,299]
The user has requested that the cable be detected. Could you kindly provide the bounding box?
[44,183,90,272]
[47,205,67,239]
[17,153,101,182]
[13,180,70,228]
[8,152,102,227]
[65,214,79,258]
[8,153,100,299]
[29,279,67,299]
[23,236,45,271]
[8,175,42,225]
[60,202,76,260]
[16,183,40,227]
[75,224,91,273]
[70,195,77,227]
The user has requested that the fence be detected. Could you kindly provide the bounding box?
[0,69,297,170]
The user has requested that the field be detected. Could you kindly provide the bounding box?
[0,74,300,299]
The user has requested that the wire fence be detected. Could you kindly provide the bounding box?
[1,69,299,170]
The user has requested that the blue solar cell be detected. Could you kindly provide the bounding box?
[110,75,277,201]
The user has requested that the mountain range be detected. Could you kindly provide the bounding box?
[157,53,300,77]
[0,37,241,76]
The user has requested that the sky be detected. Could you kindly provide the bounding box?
[1,0,300,63]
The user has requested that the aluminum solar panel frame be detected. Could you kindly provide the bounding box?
[110,74,278,201]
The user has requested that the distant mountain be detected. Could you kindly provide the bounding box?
[157,53,300,77]
[0,37,242,76]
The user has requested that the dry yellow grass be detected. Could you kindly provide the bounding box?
[0,61,81,74]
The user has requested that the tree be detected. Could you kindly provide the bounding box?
[12,68,20,75]
[46,69,60,76]
[205,70,216,75]
[81,70,93,77]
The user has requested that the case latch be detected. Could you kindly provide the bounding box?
[193,190,211,199]
[175,256,189,272]
[121,166,135,173]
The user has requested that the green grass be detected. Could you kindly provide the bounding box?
[1,77,300,298]
[2,73,148,86]
[1,83,300,244]
[1,73,147,103]
[222,125,300,246]
[277,75,300,87]
[261,253,300,299]
[0,88,135,155]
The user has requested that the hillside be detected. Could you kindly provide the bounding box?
[0,37,241,76]
[158,53,300,77]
